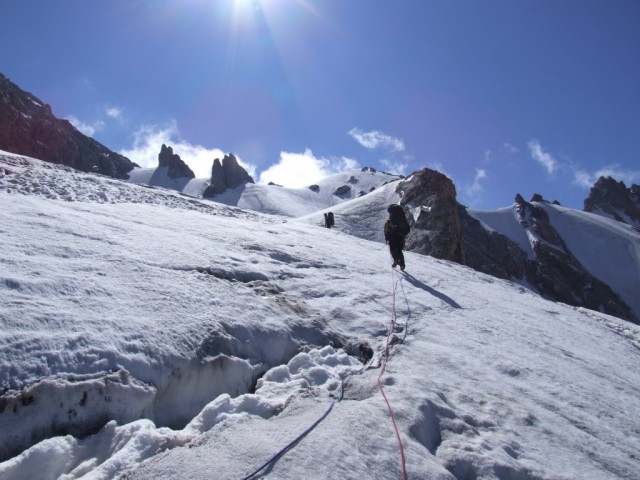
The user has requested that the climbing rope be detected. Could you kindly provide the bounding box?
[240,257,410,480]
[374,263,408,480]
[397,271,411,344]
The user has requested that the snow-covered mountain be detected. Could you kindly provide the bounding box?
[3,72,637,324]
[469,201,640,323]
[129,151,640,324]
[2,150,640,480]
[128,150,402,218]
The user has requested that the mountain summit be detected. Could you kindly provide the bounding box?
[584,176,640,228]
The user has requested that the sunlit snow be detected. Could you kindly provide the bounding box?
[1,151,640,480]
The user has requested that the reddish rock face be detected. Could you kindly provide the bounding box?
[0,73,137,179]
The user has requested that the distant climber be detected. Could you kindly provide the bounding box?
[384,204,410,270]
[324,212,335,228]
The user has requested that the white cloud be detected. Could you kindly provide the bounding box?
[120,121,253,179]
[348,128,405,152]
[258,149,359,188]
[572,168,593,189]
[380,158,409,176]
[66,107,122,138]
[462,168,487,200]
[503,143,519,154]
[470,168,487,194]
[66,115,104,137]
[105,107,123,120]
[572,164,640,189]
[528,139,558,174]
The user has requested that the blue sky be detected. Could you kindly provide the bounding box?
[2,0,639,209]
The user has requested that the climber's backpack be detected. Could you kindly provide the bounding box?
[387,204,410,236]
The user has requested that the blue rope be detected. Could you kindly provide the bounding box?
[240,368,362,480]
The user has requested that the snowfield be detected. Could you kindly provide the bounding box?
[1,151,640,479]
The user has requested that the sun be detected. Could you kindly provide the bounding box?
[232,0,262,13]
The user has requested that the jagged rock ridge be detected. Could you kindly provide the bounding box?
[584,176,640,227]
[0,73,137,179]
[158,144,195,179]
[203,153,254,197]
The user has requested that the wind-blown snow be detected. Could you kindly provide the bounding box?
[1,151,640,479]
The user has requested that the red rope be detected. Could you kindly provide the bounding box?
[376,264,407,479]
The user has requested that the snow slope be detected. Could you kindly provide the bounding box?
[127,166,209,198]
[2,151,640,479]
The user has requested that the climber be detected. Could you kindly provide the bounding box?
[384,204,410,270]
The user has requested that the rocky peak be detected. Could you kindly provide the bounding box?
[398,168,465,263]
[203,153,254,197]
[398,172,635,323]
[513,195,565,247]
[158,144,194,179]
[584,176,640,226]
[0,73,137,179]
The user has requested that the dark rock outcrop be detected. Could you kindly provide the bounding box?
[333,185,352,197]
[584,176,640,226]
[203,154,254,197]
[158,144,194,179]
[0,73,137,179]
[309,184,320,193]
[398,168,465,263]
